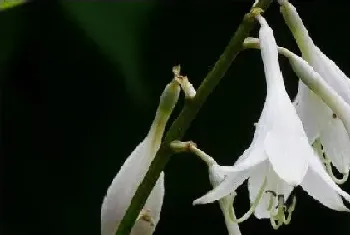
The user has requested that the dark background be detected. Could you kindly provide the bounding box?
[2,1,350,235]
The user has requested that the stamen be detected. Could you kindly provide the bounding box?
[312,139,348,184]
[266,191,275,211]
[324,157,349,184]
[269,194,297,229]
[231,177,267,223]
[312,139,326,162]
[227,193,239,223]
[284,196,296,225]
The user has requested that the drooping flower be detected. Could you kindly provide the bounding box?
[193,15,350,230]
[279,0,350,181]
[101,79,180,235]
[244,36,350,184]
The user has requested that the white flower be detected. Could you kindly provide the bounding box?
[101,79,180,235]
[193,15,350,230]
[244,37,350,184]
[279,0,350,179]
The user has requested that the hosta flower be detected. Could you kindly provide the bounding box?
[101,79,180,235]
[193,15,350,230]
[279,0,350,181]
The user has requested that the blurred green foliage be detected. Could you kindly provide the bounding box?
[60,2,156,105]
[0,0,25,11]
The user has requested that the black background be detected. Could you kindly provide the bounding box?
[2,1,350,235]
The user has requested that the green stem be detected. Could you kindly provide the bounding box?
[115,1,272,234]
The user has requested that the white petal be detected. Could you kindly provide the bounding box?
[312,48,350,105]
[320,118,350,174]
[307,151,350,207]
[248,162,270,219]
[286,49,350,139]
[258,16,285,90]
[209,164,232,187]
[101,80,179,235]
[264,129,309,185]
[131,172,165,235]
[294,81,332,143]
[280,1,350,105]
[144,172,165,224]
[101,137,155,235]
[301,165,348,211]
[249,163,293,219]
[229,143,268,173]
[258,15,309,186]
[193,168,250,205]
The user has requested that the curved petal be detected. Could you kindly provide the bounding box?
[229,143,268,173]
[131,172,165,235]
[313,48,350,105]
[301,166,348,211]
[101,137,156,235]
[258,14,309,185]
[294,81,332,143]
[208,164,233,187]
[280,1,350,104]
[143,171,165,225]
[193,169,250,205]
[307,151,350,207]
[320,118,350,174]
[248,162,270,219]
[264,130,309,186]
[249,163,294,219]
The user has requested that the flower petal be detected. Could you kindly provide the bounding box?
[307,151,350,208]
[143,171,165,224]
[208,164,232,187]
[249,163,293,219]
[131,172,165,235]
[294,81,332,143]
[320,118,350,174]
[280,1,350,104]
[248,162,270,219]
[301,165,348,211]
[258,14,309,186]
[101,137,155,235]
[264,130,309,185]
[193,169,250,205]
[229,142,268,173]
[312,48,350,105]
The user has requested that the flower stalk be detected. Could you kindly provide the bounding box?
[115,1,273,234]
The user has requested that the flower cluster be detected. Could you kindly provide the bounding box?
[193,1,350,233]
[100,1,350,235]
